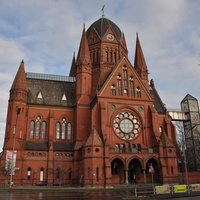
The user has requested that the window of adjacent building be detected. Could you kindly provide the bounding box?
[27,167,31,180]
[40,168,44,181]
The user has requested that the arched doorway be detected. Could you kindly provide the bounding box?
[128,158,143,183]
[111,158,125,184]
[146,158,160,183]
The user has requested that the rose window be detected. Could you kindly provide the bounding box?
[113,112,140,140]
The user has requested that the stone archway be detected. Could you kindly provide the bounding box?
[128,158,143,183]
[111,158,125,184]
[145,158,160,183]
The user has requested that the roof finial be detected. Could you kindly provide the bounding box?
[101,5,105,17]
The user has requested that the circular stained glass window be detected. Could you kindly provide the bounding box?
[113,111,140,140]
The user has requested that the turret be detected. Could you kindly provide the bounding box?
[134,34,149,87]
[75,25,92,103]
[4,60,28,149]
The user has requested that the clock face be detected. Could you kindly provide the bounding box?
[107,34,114,41]
[113,111,140,140]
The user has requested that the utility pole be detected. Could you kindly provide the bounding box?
[9,107,21,189]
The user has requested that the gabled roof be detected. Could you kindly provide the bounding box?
[85,129,103,146]
[181,94,198,103]
[98,56,152,100]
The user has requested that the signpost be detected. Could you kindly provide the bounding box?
[149,163,155,194]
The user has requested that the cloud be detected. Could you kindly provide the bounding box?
[0,0,200,150]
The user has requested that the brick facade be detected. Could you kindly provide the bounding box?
[0,16,179,187]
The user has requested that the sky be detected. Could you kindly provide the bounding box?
[0,0,200,150]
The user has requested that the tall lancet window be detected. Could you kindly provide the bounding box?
[129,76,134,97]
[117,75,122,96]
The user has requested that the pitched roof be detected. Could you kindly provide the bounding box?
[134,34,148,74]
[77,25,91,65]
[11,60,27,92]
[85,129,103,146]
[24,141,49,150]
[26,75,75,107]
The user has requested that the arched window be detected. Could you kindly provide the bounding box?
[35,121,40,138]
[41,122,46,139]
[56,122,60,139]
[67,123,72,140]
[30,121,34,138]
[111,84,116,95]
[117,75,122,96]
[68,168,72,180]
[130,77,134,97]
[40,168,44,181]
[96,168,99,181]
[110,51,113,62]
[88,167,90,177]
[61,122,66,139]
[27,167,31,180]
[56,168,60,181]
[111,162,118,175]
[113,52,116,62]
[159,126,163,133]
[136,87,141,97]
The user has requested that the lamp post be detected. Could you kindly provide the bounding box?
[182,131,188,186]
[9,107,21,189]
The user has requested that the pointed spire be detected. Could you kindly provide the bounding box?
[76,24,91,65]
[134,33,148,76]
[11,60,27,92]
[69,52,76,77]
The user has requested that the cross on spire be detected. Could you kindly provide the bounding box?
[102,5,105,17]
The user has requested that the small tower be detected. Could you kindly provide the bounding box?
[181,94,200,171]
[134,34,149,88]
[75,25,92,141]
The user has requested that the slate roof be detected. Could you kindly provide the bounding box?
[24,141,49,150]
[53,142,74,151]
[150,80,166,114]
[26,73,76,107]
[86,17,122,41]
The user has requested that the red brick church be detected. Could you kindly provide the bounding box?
[0,15,179,187]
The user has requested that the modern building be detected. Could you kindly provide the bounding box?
[0,15,179,187]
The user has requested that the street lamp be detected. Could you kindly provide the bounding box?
[9,107,21,189]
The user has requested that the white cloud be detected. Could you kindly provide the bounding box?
[0,0,200,150]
